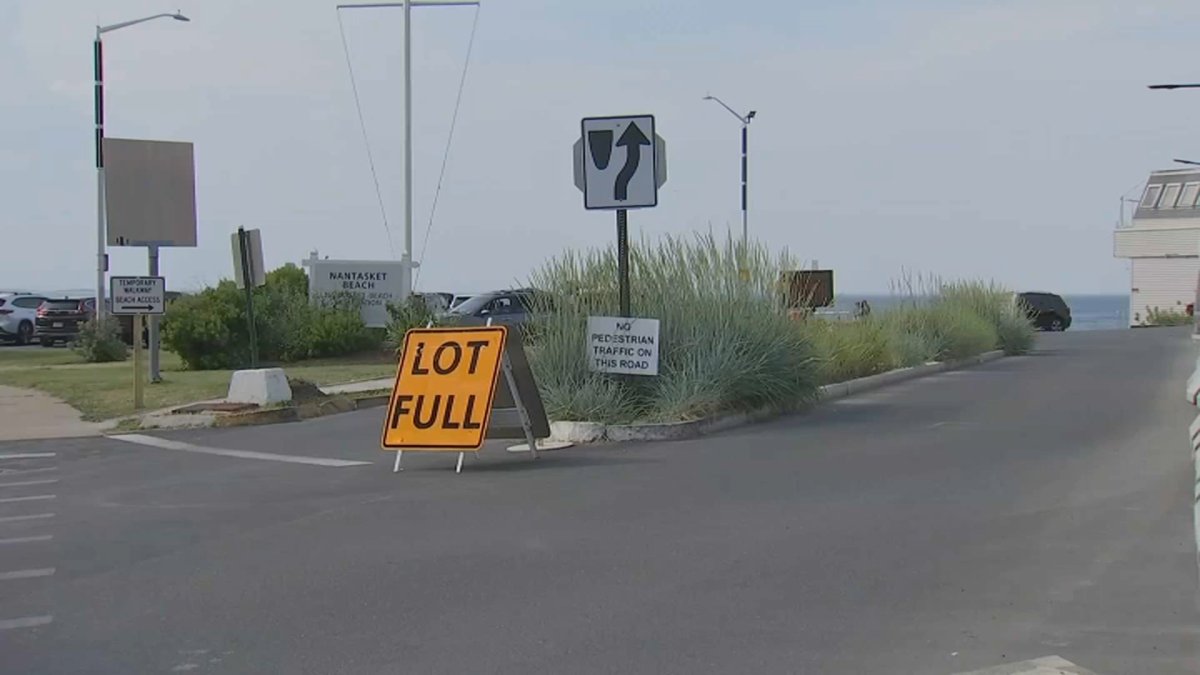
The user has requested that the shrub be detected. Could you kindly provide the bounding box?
[72,317,128,363]
[528,234,821,423]
[162,267,383,369]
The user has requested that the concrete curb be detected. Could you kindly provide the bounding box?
[551,350,1007,444]
[115,390,392,433]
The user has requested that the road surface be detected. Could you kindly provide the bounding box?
[0,328,1196,674]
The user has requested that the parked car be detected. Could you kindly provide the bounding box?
[0,292,48,345]
[445,288,551,327]
[450,294,474,310]
[1018,292,1072,331]
[35,298,96,347]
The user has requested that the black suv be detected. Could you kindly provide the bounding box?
[1018,292,1071,331]
[35,298,97,346]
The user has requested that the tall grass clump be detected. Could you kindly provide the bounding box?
[938,281,1035,355]
[528,234,821,423]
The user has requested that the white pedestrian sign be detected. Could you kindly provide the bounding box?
[109,276,165,315]
[580,116,658,210]
[587,316,660,376]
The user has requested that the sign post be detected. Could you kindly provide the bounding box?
[231,228,266,368]
[109,275,166,409]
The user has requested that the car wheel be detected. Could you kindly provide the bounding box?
[16,321,33,346]
[1049,317,1064,332]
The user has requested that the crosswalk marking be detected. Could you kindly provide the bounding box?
[0,615,53,631]
[0,513,54,523]
[0,568,55,581]
[0,494,55,504]
[0,478,59,488]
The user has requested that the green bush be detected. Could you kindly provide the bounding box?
[72,317,128,363]
[162,267,383,370]
[528,234,821,423]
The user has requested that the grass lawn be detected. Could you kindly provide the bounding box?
[0,346,397,421]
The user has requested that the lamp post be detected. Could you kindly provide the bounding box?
[94,11,190,320]
[703,94,756,249]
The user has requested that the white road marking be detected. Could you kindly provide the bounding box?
[112,434,372,467]
[0,535,52,545]
[951,655,1100,674]
[0,615,53,631]
[0,453,55,460]
[0,494,55,504]
[0,478,59,488]
[0,568,55,581]
[0,466,57,476]
[0,513,55,523]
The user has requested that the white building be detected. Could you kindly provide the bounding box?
[1113,168,1200,326]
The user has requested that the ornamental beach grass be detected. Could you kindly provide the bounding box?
[527,237,1034,424]
[527,234,821,423]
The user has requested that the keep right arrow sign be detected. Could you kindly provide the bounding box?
[579,115,660,210]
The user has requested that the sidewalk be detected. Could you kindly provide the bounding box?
[0,385,106,441]
[320,378,391,395]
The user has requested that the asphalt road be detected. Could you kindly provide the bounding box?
[0,328,1197,674]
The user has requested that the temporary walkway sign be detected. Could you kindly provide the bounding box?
[109,276,165,315]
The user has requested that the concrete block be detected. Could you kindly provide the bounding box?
[227,368,292,406]
[550,421,606,443]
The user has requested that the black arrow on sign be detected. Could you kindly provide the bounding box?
[122,305,154,311]
[614,122,650,201]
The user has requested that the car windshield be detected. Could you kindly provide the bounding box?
[448,293,496,315]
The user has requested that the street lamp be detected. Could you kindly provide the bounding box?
[94,11,189,319]
[703,94,756,249]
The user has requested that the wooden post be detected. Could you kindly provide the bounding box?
[133,314,144,410]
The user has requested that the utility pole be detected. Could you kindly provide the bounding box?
[337,1,480,300]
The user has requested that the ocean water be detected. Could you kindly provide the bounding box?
[829,294,1129,331]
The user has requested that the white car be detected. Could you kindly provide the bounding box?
[0,292,48,345]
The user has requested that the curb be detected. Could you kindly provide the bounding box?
[551,350,1007,444]
[118,390,392,433]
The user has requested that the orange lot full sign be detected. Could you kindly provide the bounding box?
[381,326,508,450]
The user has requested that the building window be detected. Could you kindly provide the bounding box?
[1180,183,1200,209]
[1141,184,1163,208]
[1160,183,1183,208]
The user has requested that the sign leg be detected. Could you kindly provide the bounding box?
[455,452,464,474]
[502,353,539,460]
[132,314,144,410]
[393,450,403,473]
[616,209,630,317]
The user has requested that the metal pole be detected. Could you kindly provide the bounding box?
[617,209,630,317]
[147,245,161,382]
[237,227,259,368]
[402,0,414,299]
[741,123,748,248]
[94,32,107,320]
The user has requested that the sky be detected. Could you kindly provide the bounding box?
[4,0,1200,296]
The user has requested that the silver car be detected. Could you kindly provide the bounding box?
[0,292,48,345]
